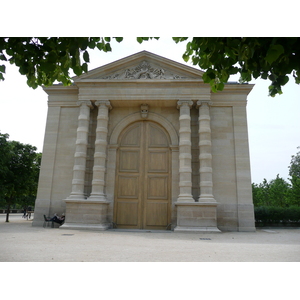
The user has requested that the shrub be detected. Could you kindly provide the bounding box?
[255,206,300,224]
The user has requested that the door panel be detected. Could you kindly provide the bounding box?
[116,201,138,226]
[147,176,168,199]
[114,121,171,230]
[117,175,139,198]
[148,150,169,172]
[145,202,168,226]
[120,123,141,146]
[119,150,140,172]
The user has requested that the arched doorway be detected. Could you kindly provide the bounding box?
[113,121,171,230]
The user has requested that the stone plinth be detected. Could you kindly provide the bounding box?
[174,202,220,232]
[61,199,110,230]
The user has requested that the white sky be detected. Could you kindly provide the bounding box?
[0,37,299,184]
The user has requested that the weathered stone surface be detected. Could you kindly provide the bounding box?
[33,51,255,232]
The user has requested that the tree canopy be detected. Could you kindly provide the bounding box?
[173,37,300,96]
[252,147,300,208]
[0,133,41,222]
[0,37,299,96]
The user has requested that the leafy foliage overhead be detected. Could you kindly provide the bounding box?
[0,37,299,96]
[173,37,300,96]
[0,37,126,89]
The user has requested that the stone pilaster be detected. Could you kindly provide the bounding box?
[197,100,216,202]
[175,99,220,233]
[89,100,112,201]
[67,100,93,200]
[176,100,194,202]
[62,100,110,231]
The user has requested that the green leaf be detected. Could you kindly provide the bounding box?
[0,53,7,61]
[136,37,143,44]
[6,49,13,56]
[114,37,123,42]
[277,75,289,86]
[83,50,89,62]
[96,43,103,50]
[19,65,28,75]
[104,43,112,52]
[266,44,284,65]
[217,82,225,91]
[182,53,190,62]
[0,64,5,73]
[73,66,82,76]
[82,63,88,73]
[88,40,96,49]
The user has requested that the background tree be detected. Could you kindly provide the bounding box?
[173,37,300,96]
[288,147,300,205]
[1,37,299,96]
[0,133,41,222]
[268,175,291,207]
[252,175,291,207]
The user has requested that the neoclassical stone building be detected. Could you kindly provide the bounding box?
[33,51,255,232]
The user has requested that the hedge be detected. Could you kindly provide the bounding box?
[255,206,300,224]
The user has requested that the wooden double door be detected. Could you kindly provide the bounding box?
[114,121,171,230]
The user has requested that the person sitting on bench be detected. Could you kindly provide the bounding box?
[49,213,65,225]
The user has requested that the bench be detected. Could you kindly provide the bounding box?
[43,215,65,228]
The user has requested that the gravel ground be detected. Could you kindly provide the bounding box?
[1,214,300,262]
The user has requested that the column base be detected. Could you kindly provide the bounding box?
[174,202,221,233]
[60,223,109,231]
[63,199,110,231]
[88,194,107,202]
[174,226,221,233]
[177,194,195,202]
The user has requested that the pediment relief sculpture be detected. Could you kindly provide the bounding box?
[101,60,190,80]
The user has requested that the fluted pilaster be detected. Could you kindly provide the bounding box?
[177,100,194,202]
[89,100,112,201]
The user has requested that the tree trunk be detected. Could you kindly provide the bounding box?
[6,203,10,222]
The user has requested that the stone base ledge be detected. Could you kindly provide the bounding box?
[60,222,109,231]
[175,202,219,206]
[175,201,220,232]
[174,226,221,233]
[64,199,110,205]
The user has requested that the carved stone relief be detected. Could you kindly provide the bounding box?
[101,60,189,80]
[140,104,148,118]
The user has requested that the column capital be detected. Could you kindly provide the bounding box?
[177,100,193,109]
[95,100,112,110]
[196,100,212,108]
[77,100,93,109]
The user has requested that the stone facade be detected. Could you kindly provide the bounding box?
[32,51,255,232]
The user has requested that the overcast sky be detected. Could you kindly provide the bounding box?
[0,37,299,184]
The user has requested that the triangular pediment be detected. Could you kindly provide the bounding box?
[73,51,204,81]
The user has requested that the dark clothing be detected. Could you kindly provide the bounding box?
[49,216,65,224]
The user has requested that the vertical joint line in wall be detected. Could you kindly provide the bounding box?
[49,106,62,215]
[232,106,240,229]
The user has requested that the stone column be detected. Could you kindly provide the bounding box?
[89,100,112,201]
[177,100,194,202]
[67,100,93,200]
[174,99,219,233]
[197,100,216,202]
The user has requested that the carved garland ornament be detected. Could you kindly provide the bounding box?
[102,60,187,80]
